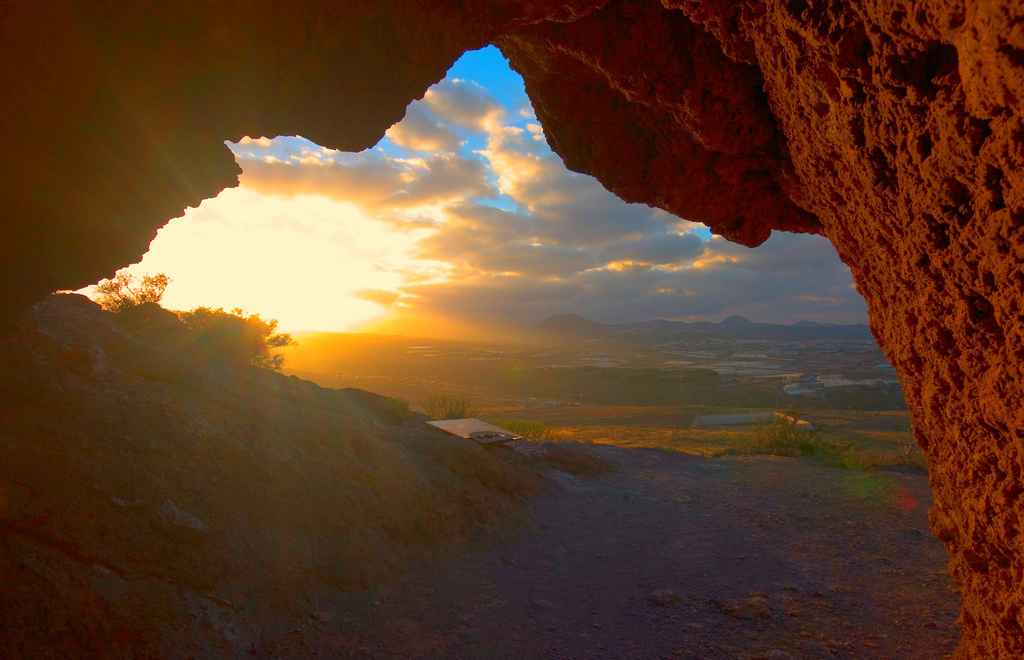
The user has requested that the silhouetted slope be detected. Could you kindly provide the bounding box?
[0,294,537,658]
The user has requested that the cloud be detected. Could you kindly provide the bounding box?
[397,232,867,326]
[214,52,868,331]
[238,136,273,147]
[602,232,706,266]
[237,152,494,214]
[355,289,403,306]
[384,104,462,152]
[422,79,504,132]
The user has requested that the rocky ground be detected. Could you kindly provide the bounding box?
[270,444,960,660]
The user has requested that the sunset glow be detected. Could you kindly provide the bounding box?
[124,187,446,332]
[89,47,869,335]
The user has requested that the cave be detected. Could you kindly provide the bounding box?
[3,1,1024,656]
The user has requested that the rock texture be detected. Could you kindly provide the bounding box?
[500,3,1024,656]
[2,1,1024,656]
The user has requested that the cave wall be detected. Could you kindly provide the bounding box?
[3,1,1024,656]
[499,3,1024,655]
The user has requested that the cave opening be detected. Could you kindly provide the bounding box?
[8,1,1024,655]
[68,48,949,650]
[95,47,872,339]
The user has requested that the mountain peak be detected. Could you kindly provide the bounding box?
[720,315,753,326]
[545,313,590,323]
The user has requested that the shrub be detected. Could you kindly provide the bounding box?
[490,419,554,441]
[749,413,806,449]
[381,397,411,425]
[747,412,839,457]
[421,393,480,420]
[94,272,170,312]
[177,306,296,370]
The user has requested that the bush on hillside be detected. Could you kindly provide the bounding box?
[746,411,841,459]
[177,306,296,371]
[421,393,481,420]
[381,397,412,424]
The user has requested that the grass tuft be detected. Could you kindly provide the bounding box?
[421,393,481,420]
[489,418,555,440]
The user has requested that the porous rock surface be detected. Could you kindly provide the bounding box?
[2,1,1024,656]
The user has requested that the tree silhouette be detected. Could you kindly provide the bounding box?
[94,272,170,312]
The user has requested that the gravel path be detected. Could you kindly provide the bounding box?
[266,444,960,659]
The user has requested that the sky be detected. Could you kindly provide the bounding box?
[97,46,869,337]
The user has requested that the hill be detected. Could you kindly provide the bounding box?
[537,313,874,341]
[0,295,539,656]
[536,313,613,338]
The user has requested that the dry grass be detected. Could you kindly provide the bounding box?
[522,406,926,473]
[543,425,750,458]
[421,392,481,419]
[488,418,555,440]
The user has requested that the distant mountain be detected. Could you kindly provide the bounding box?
[535,313,613,338]
[720,314,754,327]
[536,313,873,341]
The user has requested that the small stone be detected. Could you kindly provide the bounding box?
[648,589,679,606]
[764,651,794,660]
[721,596,772,620]
[151,500,207,542]
[796,639,836,659]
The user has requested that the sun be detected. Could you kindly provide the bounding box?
[109,186,447,332]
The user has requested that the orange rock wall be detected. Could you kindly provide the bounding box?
[3,1,1024,656]
[498,3,1024,655]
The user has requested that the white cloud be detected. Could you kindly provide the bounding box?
[384,104,462,152]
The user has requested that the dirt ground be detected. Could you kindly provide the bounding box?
[264,443,960,659]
